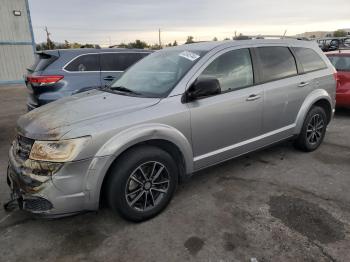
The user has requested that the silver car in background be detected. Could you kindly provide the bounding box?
[6,39,336,221]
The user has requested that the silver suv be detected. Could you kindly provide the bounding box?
[6,39,336,221]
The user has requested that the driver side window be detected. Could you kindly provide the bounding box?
[199,48,254,92]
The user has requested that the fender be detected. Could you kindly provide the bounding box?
[294,89,333,135]
[84,123,194,209]
[95,123,193,171]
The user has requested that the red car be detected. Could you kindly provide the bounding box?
[326,50,350,108]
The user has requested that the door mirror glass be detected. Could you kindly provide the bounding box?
[187,77,221,100]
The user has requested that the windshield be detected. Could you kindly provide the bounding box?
[110,49,207,98]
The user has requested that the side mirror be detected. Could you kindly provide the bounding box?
[184,77,221,102]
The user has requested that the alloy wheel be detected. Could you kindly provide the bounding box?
[306,113,324,145]
[125,161,170,212]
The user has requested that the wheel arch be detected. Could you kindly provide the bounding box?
[87,124,194,209]
[295,89,333,134]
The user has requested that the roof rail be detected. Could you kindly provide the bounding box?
[244,35,310,40]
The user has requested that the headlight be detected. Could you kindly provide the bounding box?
[29,137,90,162]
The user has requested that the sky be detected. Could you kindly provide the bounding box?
[28,0,350,46]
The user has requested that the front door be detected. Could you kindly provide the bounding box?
[188,48,263,170]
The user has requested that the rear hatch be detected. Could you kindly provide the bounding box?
[26,50,61,106]
[327,54,350,93]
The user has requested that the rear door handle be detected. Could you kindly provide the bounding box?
[298,82,309,87]
[246,94,261,101]
[103,76,115,81]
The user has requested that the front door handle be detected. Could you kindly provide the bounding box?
[103,76,115,81]
[246,94,261,101]
[298,82,309,87]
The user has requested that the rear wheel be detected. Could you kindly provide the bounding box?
[294,106,327,152]
[107,146,178,222]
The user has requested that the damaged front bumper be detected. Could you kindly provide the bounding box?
[6,137,94,217]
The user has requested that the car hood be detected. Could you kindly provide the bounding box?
[17,89,160,140]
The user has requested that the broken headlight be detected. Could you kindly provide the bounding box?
[29,137,90,162]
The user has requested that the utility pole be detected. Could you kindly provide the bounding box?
[158,28,162,48]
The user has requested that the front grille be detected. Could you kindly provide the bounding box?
[13,135,34,161]
[24,197,53,212]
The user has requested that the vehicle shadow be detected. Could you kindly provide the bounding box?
[335,107,350,117]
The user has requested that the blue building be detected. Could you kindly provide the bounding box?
[0,0,35,84]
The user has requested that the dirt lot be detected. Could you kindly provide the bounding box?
[0,85,349,262]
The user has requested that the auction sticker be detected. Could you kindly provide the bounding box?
[179,51,200,61]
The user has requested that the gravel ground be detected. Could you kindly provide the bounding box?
[0,85,349,262]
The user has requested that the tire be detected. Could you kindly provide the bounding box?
[107,145,178,222]
[294,106,327,152]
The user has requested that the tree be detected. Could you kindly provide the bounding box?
[44,26,55,50]
[233,33,250,40]
[71,42,82,49]
[128,40,149,49]
[118,43,128,48]
[149,44,162,50]
[36,41,97,51]
[224,37,230,40]
[81,43,95,48]
[185,36,195,44]
[64,40,70,49]
[173,40,178,46]
[213,37,218,41]
[333,30,347,37]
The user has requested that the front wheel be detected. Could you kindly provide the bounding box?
[294,106,327,152]
[107,146,178,222]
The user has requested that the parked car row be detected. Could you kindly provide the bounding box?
[317,37,350,52]
[25,48,152,110]
[5,39,338,222]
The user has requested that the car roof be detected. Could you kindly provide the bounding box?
[165,39,319,52]
[38,48,152,56]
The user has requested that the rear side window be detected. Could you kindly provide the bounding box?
[255,47,297,83]
[293,47,327,72]
[65,54,100,72]
[328,56,350,71]
[101,53,149,71]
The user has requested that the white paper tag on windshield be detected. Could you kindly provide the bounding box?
[179,51,200,61]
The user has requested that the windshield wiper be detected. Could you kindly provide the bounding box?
[110,86,141,95]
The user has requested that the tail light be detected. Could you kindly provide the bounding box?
[26,75,64,85]
[333,72,340,89]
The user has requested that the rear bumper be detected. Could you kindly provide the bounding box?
[336,93,350,108]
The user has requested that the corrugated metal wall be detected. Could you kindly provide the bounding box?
[0,0,35,84]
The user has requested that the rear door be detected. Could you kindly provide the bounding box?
[63,53,101,92]
[253,46,307,133]
[100,52,149,86]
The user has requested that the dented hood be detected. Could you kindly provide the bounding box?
[17,89,160,140]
